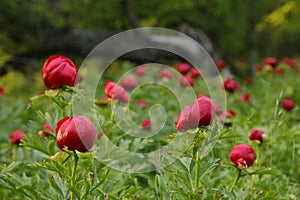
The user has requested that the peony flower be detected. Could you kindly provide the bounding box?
[223,78,239,93]
[255,65,263,73]
[229,144,255,169]
[39,123,54,137]
[244,77,252,85]
[216,60,226,70]
[264,57,278,68]
[159,69,173,80]
[104,81,117,98]
[121,76,137,91]
[239,94,251,103]
[9,130,25,145]
[42,55,78,89]
[180,76,194,88]
[142,119,151,131]
[282,57,297,68]
[111,86,129,103]
[176,62,190,75]
[249,129,264,143]
[135,66,146,76]
[137,99,147,107]
[190,68,202,78]
[190,96,216,126]
[281,98,295,111]
[0,86,4,97]
[220,109,236,126]
[56,116,96,152]
[175,105,198,131]
[96,96,109,107]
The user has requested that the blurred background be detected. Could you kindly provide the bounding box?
[0,0,299,97]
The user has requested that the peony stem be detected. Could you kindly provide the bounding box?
[70,154,79,200]
[194,150,200,191]
[230,168,241,192]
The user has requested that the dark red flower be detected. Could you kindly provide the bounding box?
[0,86,4,97]
[56,116,96,152]
[176,62,191,75]
[281,98,295,111]
[9,130,25,145]
[159,69,173,80]
[42,55,78,89]
[249,129,264,143]
[255,65,263,73]
[223,78,239,93]
[137,99,147,107]
[244,77,252,85]
[175,105,198,131]
[190,96,216,126]
[239,94,251,103]
[283,57,297,68]
[214,103,223,116]
[96,96,109,107]
[104,81,117,98]
[39,123,54,137]
[264,57,278,68]
[216,60,226,70]
[229,144,255,169]
[142,119,151,131]
[111,86,129,103]
[272,68,285,75]
[135,66,146,76]
[180,76,194,88]
[220,109,236,125]
[190,68,202,78]
[121,76,137,91]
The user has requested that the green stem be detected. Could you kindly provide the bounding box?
[194,150,200,191]
[230,168,241,192]
[70,154,79,200]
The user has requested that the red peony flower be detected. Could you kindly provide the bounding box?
[96,96,109,107]
[175,105,198,131]
[220,109,236,125]
[176,62,191,75]
[214,103,223,116]
[137,99,147,107]
[56,116,96,152]
[104,81,117,98]
[283,57,297,68]
[281,98,295,111]
[159,69,173,80]
[229,144,255,169]
[190,68,202,78]
[39,123,54,137]
[244,77,252,85]
[135,66,146,76]
[223,78,239,93]
[190,96,216,126]
[216,60,226,70]
[9,130,25,145]
[180,76,194,88]
[255,65,263,73]
[0,86,4,97]
[249,129,264,143]
[239,94,251,103]
[111,86,129,103]
[42,55,78,89]
[264,57,278,68]
[142,119,151,131]
[121,76,137,91]
[272,68,285,75]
